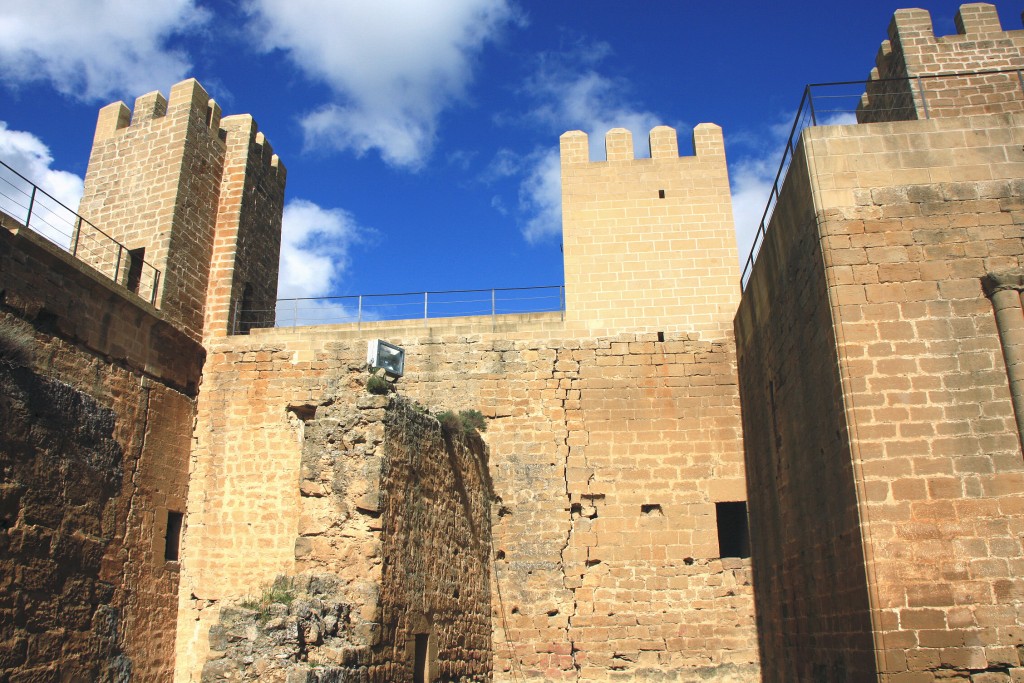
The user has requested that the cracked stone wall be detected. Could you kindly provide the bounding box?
[1,224,201,681]
[183,325,758,682]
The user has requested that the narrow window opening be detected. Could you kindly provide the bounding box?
[657,331,665,342]
[658,189,666,199]
[640,503,663,516]
[165,510,183,562]
[126,247,145,294]
[716,501,750,559]
[237,283,255,334]
[413,633,429,682]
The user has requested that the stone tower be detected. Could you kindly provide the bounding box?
[736,4,1024,680]
[77,78,286,341]
[560,125,740,340]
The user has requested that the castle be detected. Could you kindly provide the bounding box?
[1,4,1023,682]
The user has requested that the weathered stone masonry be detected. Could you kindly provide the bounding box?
[178,325,758,682]
[199,395,494,682]
[1,219,200,681]
[737,5,1024,681]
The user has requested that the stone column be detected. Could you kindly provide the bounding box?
[983,270,1024,449]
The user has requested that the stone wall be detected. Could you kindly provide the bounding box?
[0,223,200,680]
[179,320,758,682]
[204,116,285,338]
[79,79,227,341]
[197,394,493,682]
[738,109,1024,681]
[78,78,286,342]
[560,125,740,340]
[735,139,877,681]
[858,4,1024,123]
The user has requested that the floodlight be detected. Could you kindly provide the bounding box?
[367,339,405,377]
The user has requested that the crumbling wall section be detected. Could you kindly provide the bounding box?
[199,394,494,682]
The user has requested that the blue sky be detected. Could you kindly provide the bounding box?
[0,0,1011,304]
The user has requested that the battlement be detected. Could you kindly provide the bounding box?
[219,114,286,181]
[559,124,725,165]
[560,122,738,339]
[93,79,226,145]
[886,2,1012,46]
[875,3,1024,74]
[79,78,286,343]
[857,3,1024,122]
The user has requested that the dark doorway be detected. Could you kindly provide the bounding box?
[126,247,145,294]
[413,633,429,682]
[165,510,183,562]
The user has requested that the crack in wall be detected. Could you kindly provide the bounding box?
[554,347,590,682]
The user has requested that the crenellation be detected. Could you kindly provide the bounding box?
[205,98,222,131]
[693,123,726,160]
[604,127,634,161]
[132,90,168,124]
[649,125,679,159]
[93,101,130,143]
[167,78,212,118]
[955,3,1005,35]
[890,8,935,43]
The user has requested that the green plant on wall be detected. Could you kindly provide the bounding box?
[239,578,296,623]
[437,409,488,437]
[366,374,391,395]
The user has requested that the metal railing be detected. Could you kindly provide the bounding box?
[739,67,1024,290]
[238,285,565,332]
[0,159,161,304]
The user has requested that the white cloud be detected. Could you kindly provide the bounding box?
[0,122,84,247]
[511,45,666,242]
[0,0,208,101]
[275,198,372,326]
[278,199,365,300]
[730,157,776,274]
[518,149,560,243]
[246,0,518,169]
[729,111,858,271]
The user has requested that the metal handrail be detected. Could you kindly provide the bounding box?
[238,284,566,332]
[0,159,162,304]
[739,67,1024,290]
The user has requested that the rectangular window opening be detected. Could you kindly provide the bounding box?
[658,189,666,199]
[165,510,183,562]
[716,501,750,559]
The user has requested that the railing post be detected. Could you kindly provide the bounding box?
[560,285,565,321]
[424,291,429,327]
[151,270,160,306]
[358,295,363,331]
[293,299,298,328]
[25,186,36,229]
[492,289,496,318]
[806,85,817,126]
[916,76,929,119]
[71,216,82,257]
[113,245,123,284]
